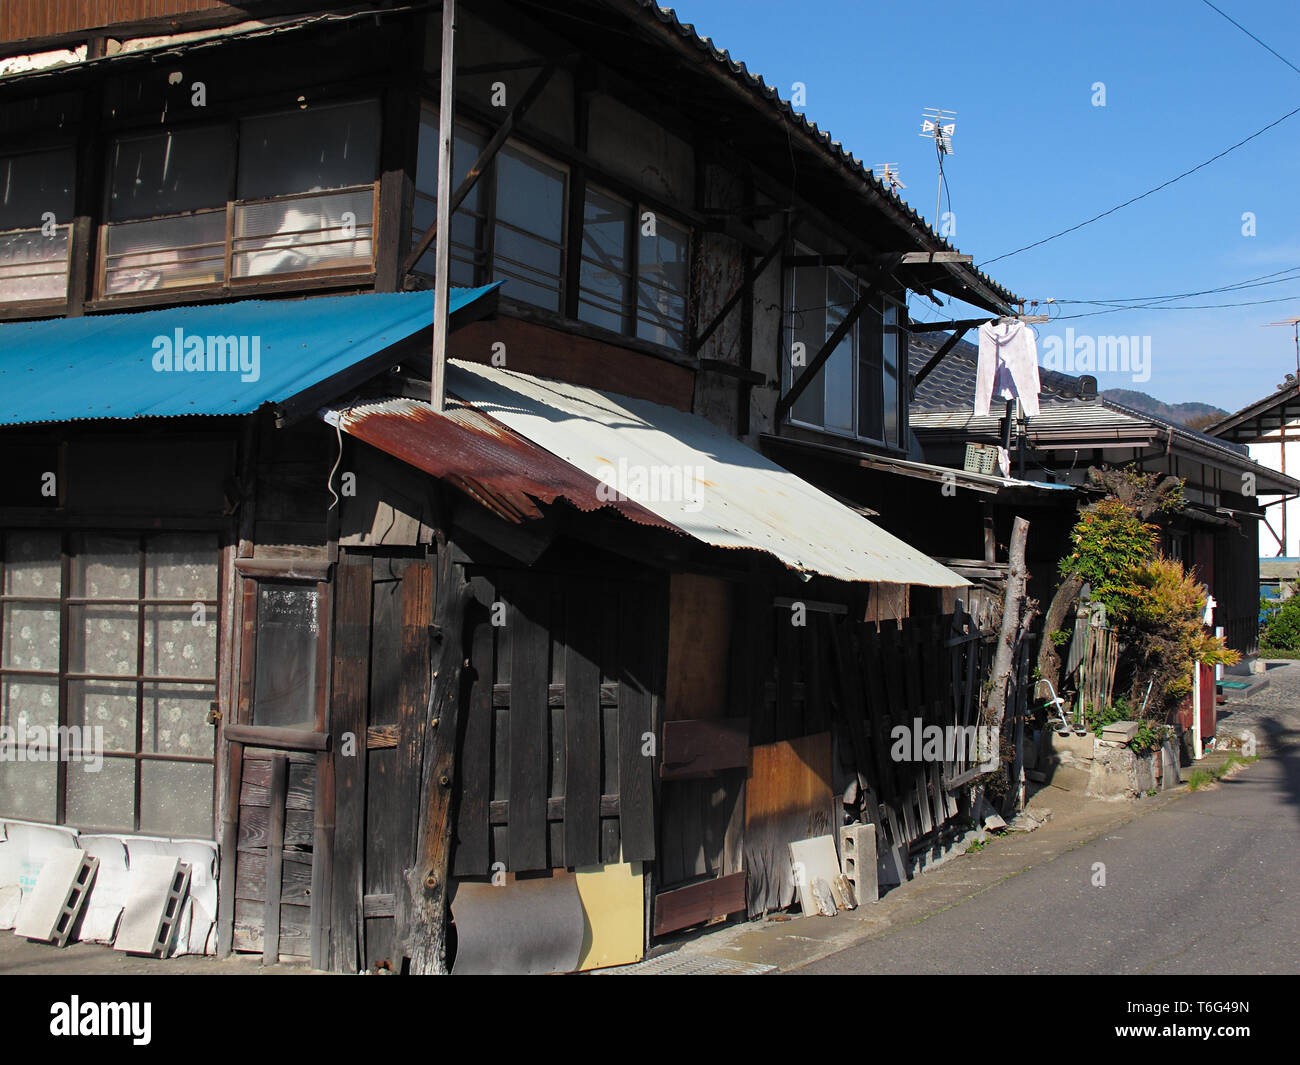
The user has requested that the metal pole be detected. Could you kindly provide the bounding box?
[431,0,456,413]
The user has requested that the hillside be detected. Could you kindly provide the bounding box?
[1100,389,1227,429]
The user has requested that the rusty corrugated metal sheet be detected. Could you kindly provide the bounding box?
[323,396,683,532]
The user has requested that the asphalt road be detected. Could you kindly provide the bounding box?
[800,701,1300,975]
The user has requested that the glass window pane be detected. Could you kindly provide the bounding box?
[0,226,71,303]
[578,186,631,333]
[0,147,75,231]
[882,304,900,447]
[142,682,215,759]
[858,303,884,442]
[140,760,213,838]
[3,531,61,597]
[414,121,487,283]
[636,214,688,349]
[145,532,218,601]
[0,760,57,822]
[70,604,139,677]
[68,679,136,753]
[143,605,215,680]
[253,582,320,728]
[102,211,227,295]
[2,675,59,734]
[108,126,234,222]
[232,188,374,278]
[788,265,826,427]
[491,144,565,311]
[66,755,134,830]
[823,271,856,433]
[1,603,60,672]
[238,100,380,200]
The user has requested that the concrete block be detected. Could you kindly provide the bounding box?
[838,823,879,904]
[114,855,190,956]
[1101,720,1141,742]
[13,849,98,946]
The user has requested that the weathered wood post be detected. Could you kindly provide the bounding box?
[403,534,473,974]
[982,517,1030,783]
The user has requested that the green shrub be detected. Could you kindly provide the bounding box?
[1261,596,1300,651]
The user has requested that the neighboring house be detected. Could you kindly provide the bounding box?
[0,1,1037,971]
[1203,383,1300,560]
[896,332,1300,655]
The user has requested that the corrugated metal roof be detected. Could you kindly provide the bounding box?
[445,360,967,587]
[0,287,498,426]
[323,395,678,532]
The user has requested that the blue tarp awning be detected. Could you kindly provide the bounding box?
[0,286,499,426]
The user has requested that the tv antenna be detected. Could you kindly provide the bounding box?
[919,107,956,227]
[876,163,906,194]
[1267,317,1300,385]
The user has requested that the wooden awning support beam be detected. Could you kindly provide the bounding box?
[911,326,972,389]
[775,273,888,421]
[403,59,558,275]
[690,232,786,355]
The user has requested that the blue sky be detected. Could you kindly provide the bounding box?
[668,0,1300,412]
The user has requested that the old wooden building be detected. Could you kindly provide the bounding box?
[2,0,1050,972]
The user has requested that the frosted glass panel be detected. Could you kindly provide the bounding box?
[66,755,134,831]
[141,760,213,838]
[232,188,374,278]
[145,532,218,600]
[253,582,320,728]
[68,679,136,753]
[0,761,56,821]
[2,676,58,733]
[142,682,214,758]
[2,531,61,597]
[0,226,70,302]
[1,603,60,672]
[71,605,139,676]
[102,211,227,295]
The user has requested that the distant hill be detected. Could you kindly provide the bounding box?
[1101,389,1227,429]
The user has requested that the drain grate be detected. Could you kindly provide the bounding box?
[597,952,775,975]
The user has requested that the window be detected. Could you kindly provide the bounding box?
[785,258,906,447]
[0,147,75,303]
[100,100,379,297]
[577,183,689,350]
[0,530,221,838]
[250,582,321,729]
[413,116,568,311]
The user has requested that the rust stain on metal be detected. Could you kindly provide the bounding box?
[329,397,681,532]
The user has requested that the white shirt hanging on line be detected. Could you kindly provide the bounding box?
[974,319,1042,417]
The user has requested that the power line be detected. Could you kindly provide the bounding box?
[978,103,1300,267]
[1199,0,1300,78]
[1051,266,1300,307]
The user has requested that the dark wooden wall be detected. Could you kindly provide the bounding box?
[452,567,664,877]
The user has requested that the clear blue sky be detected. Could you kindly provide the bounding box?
[668,0,1300,412]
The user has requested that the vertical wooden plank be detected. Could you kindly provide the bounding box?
[548,578,565,869]
[599,585,621,865]
[454,575,494,876]
[396,559,434,885]
[564,579,602,868]
[618,582,658,862]
[508,579,550,871]
[263,754,289,965]
[330,553,371,972]
[491,573,513,870]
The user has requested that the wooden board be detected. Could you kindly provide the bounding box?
[664,573,732,721]
[574,860,644,972]
[652,870,746,936]
[743,732,834,916]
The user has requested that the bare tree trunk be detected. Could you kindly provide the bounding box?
[403,536,473,974]
[1036,574,1083,695]
[985,517,1030,736]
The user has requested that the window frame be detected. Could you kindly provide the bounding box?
[0,528,225,837]
[783,249,909,449]
[0,144,78,309]
[95,99,382,301]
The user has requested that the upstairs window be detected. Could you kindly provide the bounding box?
[100,100,379,297]
[577,183,689,351]
[413,115,567,312]
[785,258,906,448]
[0,147,75,304]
